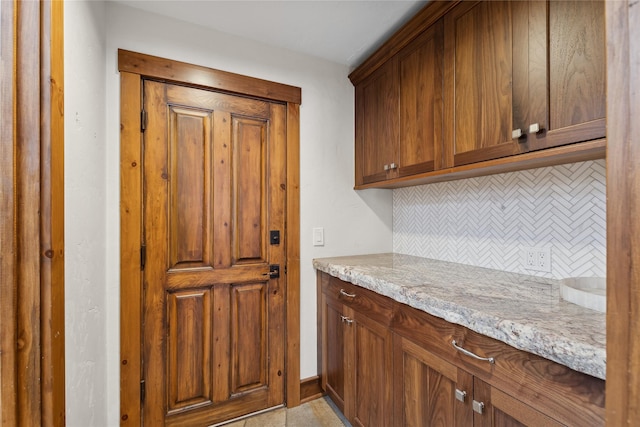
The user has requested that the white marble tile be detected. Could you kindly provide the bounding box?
[313,253,606,380]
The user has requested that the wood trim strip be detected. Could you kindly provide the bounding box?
[0,0,18,424]
[605,1,639,425]
[348,1,460,84]
[17,1,43,424]
[40,1,65,425]
[299,376,323,404]
[355,138,606,189]
[118,49,301,104]
[119,71,143,426]
[285,102,301,408]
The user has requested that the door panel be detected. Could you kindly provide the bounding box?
[232,117,267,264]
[231,282,267,394]
[143,80,285,426]
[168,106,212,269]
[167,289,212,413]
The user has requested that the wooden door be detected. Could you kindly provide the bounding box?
[398,19,444,177]
[393,335,473,427]
[445,1,529,167]
[529,0,605,151]
[349,309,394,427]
[473,379,562,427]
[142,80,286,426]
[355,59,399,185]
[320,292,347,413]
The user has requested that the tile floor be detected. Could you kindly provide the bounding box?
[218,397,350,427]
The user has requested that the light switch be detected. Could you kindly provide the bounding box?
[313,227,324,246]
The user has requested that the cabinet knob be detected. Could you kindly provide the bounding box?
[455,389,467,403]
[383,164,389,171]
[529,123,542,134]
[512,128,523,139]
[389,162,397,170]
[340,315,353,325]
[472,400,485,414]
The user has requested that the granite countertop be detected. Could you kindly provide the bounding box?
[313,253,606,380]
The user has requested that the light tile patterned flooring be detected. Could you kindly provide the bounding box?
[219,397,350,427]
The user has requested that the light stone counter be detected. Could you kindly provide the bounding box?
[313,253,606,380]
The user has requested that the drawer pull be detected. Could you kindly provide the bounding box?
[339,289,356,298]
[472,400,485,414]
[452,340,495,364]
[512,128,523,139]
[455,389,467,403]
[340,315,353,325]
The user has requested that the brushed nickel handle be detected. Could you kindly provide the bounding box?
[473,400,485,414]
[455,389,467,403]
[340,315,353,325]
[529,123,542,134]
[512,128,523,139]
[383,164,390,171]
[339,289,356,298]
[452,340,495,364]
[389,162,398,169]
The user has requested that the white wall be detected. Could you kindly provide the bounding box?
[99,2,393,425]
[64,1,108,425]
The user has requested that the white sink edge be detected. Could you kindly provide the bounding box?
[559,277,606,313]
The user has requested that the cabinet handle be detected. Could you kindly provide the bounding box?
[472,400,485,414]
[390,162,397,169]
[511,128,523,139]
[339,289,356,298]
[384,164,390,171]
[528,123,542,134]
[452,340,495,364]
[340,315,353,325]
[455,389,467,403]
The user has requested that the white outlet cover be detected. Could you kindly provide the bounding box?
[522,247,551,273]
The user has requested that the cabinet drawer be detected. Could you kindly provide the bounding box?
[322,274,394,327]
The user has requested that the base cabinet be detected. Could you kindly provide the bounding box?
[320,276,394,427]
[318,272,605,427]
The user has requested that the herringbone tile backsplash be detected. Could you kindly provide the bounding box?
[393,160,606,279]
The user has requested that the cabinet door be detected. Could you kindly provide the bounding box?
[349,309,394,427]
[398,20,444,176]
[472,378,563,427]
[444,1,528,167]
[355,59,399,185]
[531,0,605,150]
[393,335,473,427]
[321,293,347,413]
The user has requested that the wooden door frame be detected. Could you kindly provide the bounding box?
[0,0,65,426]
[118,49,301,425]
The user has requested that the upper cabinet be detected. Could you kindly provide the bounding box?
[350,0,606,189]
[355,21,444,186]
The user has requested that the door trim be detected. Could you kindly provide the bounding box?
[118,50,301,425]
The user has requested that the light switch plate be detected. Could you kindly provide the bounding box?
[313,227,324,246]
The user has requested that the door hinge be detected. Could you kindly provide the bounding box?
[140,379,146,403]
[141,110,148,132]
[140,245,146,271]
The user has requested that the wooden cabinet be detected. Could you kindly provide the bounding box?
[319,274,394,426]
[444,0,605,167]
[355,20,444,186]
[350,0,606,188]
[318,272,606,427]
[393,335,473,426]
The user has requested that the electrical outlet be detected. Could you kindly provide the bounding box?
[522,247,551,272]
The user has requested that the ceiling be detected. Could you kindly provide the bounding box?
[112,0,427,69]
